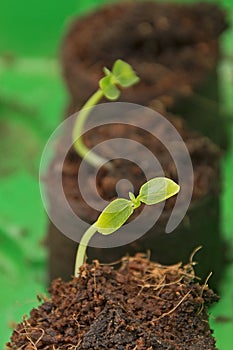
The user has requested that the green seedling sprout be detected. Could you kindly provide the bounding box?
[75,177,180,277]
[72,59,140,168]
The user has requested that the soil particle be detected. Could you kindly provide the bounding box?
[7,254,218,349]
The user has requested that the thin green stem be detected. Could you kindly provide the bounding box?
[72,89,111,169]
[74,224,97,277]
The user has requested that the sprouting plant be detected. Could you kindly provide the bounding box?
[75,177,180,277]
[72,59,140,168]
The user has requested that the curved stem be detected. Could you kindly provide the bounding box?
[74,224,97,277]
[72,89,111,169]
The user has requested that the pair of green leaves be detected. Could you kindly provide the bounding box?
[95,177,180,235]
[99,59,140,100]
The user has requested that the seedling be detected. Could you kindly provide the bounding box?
[75,177,180,276]
[72,59,140,168]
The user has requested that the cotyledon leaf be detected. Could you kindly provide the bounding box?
[138,177,180,205]
[112,59,140,87]
[99,75,120,100]
[95,198,134,235]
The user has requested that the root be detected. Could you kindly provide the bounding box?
[21,319,44,349]
[197,271,213,315]
[152,290,191,322]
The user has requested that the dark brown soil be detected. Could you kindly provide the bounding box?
[61,1,227,107]
[7,254,219,349]
[48,1,226,285]
[47,110,223,286]
[61,1,228,148]
[50,113,220,225]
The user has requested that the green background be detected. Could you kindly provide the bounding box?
[0,0,233,348]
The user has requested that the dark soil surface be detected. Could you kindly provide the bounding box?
[7,254,219,349]
[61,1,227,107]
[61,1,228,148]
[48,1,226,284]
[49,113,220,225]
[47,111,223,285]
